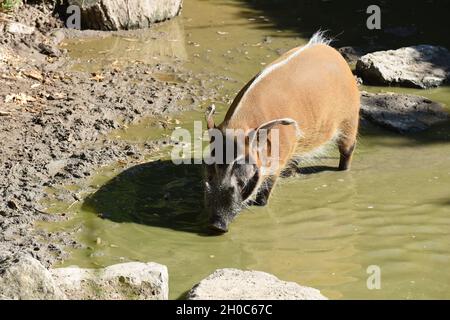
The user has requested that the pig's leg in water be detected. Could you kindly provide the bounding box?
[250,175,277,206]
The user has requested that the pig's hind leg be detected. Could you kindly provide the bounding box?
[337,118,358,171]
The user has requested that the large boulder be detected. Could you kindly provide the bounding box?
[356,45,450,89]
[360,91,449,133]
[187,269,327,300]
[68,0,183,30]
[50,262,168,300]
[0,252,65,300]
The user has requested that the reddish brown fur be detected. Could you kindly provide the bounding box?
[218,43,360,198]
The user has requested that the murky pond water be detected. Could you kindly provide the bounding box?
[43,0,450,299]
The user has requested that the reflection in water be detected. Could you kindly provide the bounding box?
[45,0,450,299]
[65,18,188,71]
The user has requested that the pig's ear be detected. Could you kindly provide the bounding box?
[249,118,301,149]
[205,104,216,130]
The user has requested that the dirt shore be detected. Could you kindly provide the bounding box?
[0,3,216,266]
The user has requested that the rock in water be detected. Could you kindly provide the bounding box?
[187,268,327,300]
[338,46,366,65]
[360,91,449,133]
[50,262,168,300]
[356,45,450,88]
[68,0,183,30]
[0,252,66,300]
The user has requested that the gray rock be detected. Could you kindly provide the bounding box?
[187,268,327,300]
[68,0,183,31]
[50,262,168,300]
[360,91,449,133]
[0,252,66,300]
[48,29,66,45]
[356,45,450,88]
[6,22,35,35]
[338,46,366,65]
[38,43,62,58]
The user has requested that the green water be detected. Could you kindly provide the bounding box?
[43,0,450,299]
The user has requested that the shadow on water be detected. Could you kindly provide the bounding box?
[359,120,450,147]
[82,160,211,235]
[298,165,340,175]
[81,158,343,235]
[235,0,450,49]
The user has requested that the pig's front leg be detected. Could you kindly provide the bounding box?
[249,175,277,207]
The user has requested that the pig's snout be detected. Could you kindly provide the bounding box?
[208,215,229,233]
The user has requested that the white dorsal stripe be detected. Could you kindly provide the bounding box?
[231,31,331,118]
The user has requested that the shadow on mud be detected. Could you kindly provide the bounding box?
[82,160,210,235]
[297,166,340,175]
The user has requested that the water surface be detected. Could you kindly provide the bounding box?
[45,0,450,299]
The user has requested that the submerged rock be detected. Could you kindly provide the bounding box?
[360,91,449,133]
[50,262,168,300]
[356,45,450,88]
[187,268,327,300]
[0,252,65,300]
[68,0,183,31]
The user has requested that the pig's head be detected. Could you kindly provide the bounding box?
[203,105,299,233]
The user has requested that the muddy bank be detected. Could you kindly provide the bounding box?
[0,3,217,266]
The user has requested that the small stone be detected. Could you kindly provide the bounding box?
[6,22,35,35]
